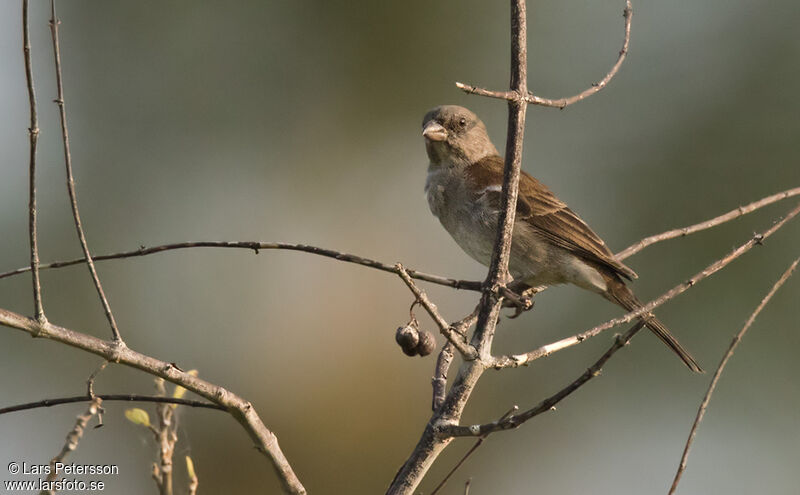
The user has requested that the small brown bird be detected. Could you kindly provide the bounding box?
[422,105,702,372]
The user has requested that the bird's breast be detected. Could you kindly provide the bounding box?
[425,166,498,266]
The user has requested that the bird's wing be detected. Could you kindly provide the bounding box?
[466,155,638,280]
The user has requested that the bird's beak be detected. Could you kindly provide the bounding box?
[422,121,447,142]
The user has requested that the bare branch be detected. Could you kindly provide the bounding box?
[432,310,478,412]
[430,406,518,494]
[442,322,646,438]
[49,1,122,342]
[0,394,224,416]
[41,398,102,495]
[456,0,632,110]
[669,257,800,494]
[22,0,45,323]
[0,241,482,291]
[527,0,632,108]
[431,343,454,411]
[387,2,530,492]
[0,309,305,494]
[453,84,517,102]
[617,186,800,260]
[470,0,529,361]
[492,202,800,368]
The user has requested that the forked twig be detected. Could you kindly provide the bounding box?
[457,0,633,110]
[441,321,646,437]
[430,406,519,494]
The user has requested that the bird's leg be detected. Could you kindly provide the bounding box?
[501,281,535,318]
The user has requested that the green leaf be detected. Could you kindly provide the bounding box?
[124,408,151,427]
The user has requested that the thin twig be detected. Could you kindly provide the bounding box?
[491,202,800,368]
[0,241,482,291]
[49,1,122,342]
[430,406,518,494]
[456,0,633,110]
[395,264,477,359]
[668,257,800,495]
[40,398,102,495]
[86,360,109,397]
[441,321,646,438]
[617,186,800,260]
[0,311,304,494]
[22,0,46,324]
[0,394,225,415]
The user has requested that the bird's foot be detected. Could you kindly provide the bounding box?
[500,286,535,318]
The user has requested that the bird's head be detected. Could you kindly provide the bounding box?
[422,105,498,168]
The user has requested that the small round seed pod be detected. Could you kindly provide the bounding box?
[415,330,436,357]
[396,322,420,356]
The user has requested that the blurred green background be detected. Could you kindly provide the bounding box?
[1,1,798,494]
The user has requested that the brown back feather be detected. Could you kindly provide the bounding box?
[466,155,637,280]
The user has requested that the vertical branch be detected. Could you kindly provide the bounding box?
[387,2,529,493]
[472,0,528,354]
[22,0,46,324]
[41,398,102,494]
[152,379,176,495]
[48,1,123,343]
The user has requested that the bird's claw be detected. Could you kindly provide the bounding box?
[501,289,534,318]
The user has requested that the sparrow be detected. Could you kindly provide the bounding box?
[421,105,702,372]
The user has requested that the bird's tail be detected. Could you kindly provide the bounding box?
[604,278,703,373]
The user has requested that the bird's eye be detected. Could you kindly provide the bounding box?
[458,118,467,127]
